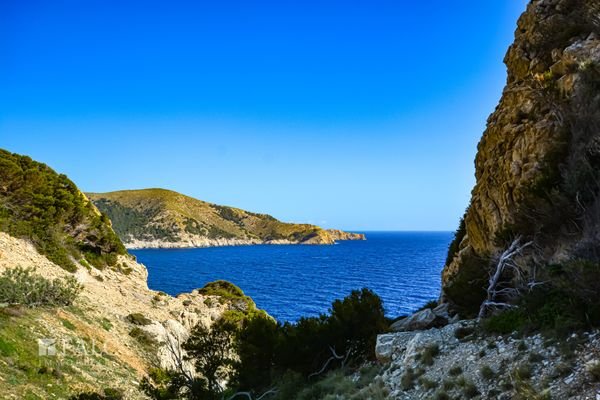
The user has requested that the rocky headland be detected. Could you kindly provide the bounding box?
[87,189,365,249]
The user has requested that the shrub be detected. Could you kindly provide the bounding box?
[420,344,440,366]
[445,216,466,266]
[100,318,113,331]
[199,280,245,299]
[462,381,479,398]
[587,362,600,381]
[442,379,455,390]
[199,280,255,312]
[400,368,415,391]
[0,267,82,306]
[480,365,494,380]
[433,390,450,400]
[418,376,437,390]
[482,309,526,334]
[513,363,532,380]
[129,327,156,347]
[126,313,152,326]
[183,320,238,398]
[448,366,462,376]
[528,352,544,363]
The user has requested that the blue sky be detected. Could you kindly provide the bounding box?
[0,1,528,231]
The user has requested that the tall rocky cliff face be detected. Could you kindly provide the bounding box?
[442,0,600,315]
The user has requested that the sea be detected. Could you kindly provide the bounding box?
[131,231,453,322]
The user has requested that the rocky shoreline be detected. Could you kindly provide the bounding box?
[124,230,366,249]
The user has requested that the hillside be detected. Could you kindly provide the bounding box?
[0,149,126,272]
[0,151,257,398]
[87,189,365,249]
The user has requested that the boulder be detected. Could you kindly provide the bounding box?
[432,303,449,318]
[390,308,447,332]
[375,334,396,362]
[390,309,435,332]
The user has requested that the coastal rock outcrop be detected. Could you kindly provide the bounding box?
[325,229,366,241]
[441,0,600,315]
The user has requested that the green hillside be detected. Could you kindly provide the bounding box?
[87,189,334,246]
[0,149,126,271]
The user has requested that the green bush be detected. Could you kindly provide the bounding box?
[480,365,494,380]
[0,267,82,306]
[199,280,247,302]
[183,320,238,399]
[588,362,600,381]
[126,313,152,326]
[445,215,466,266]
[483,281,600,337]
[462,381,479,398]
[129,327,156,347]
[420,344,440,366]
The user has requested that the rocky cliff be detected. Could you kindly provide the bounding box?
[442,0,600,316]
[88,189,364,249]
[325,229,366,241]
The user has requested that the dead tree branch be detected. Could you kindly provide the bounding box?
[225,388,278,400]
[478,237,534,321]
[308,346,349,379]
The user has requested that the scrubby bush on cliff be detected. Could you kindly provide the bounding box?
[233,288,387,396]
[445,215,466,266]
[0,267,82,307]
[0,149,126,272]
[483,266,600,337]
[142,288,387,399]
[141,319,238,400]
[183,320,238,399]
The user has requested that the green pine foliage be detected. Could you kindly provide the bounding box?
[0,149,126,272]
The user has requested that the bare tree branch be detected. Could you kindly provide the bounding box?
[478,237,534,321]
[308,346,350,379]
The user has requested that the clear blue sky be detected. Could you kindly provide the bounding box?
[0,1,528,231]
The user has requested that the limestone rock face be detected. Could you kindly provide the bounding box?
[442,0,600,315]
[325,229,366,241]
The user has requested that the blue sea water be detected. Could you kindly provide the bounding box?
[131,231,452,322]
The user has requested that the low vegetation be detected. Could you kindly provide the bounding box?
[0,267,82,306]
